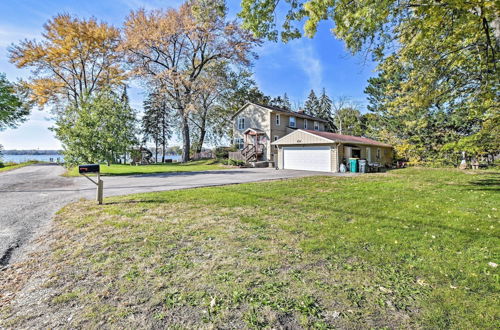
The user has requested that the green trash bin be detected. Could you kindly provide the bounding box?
[349,158,358,173]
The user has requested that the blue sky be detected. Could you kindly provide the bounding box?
[0,0,377,149]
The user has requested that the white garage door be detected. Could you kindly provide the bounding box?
[283,146,331,172]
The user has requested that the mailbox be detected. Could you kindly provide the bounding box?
[78,164,100,174]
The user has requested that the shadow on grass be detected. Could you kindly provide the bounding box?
[469,177,500,192]
[104,200,162,205]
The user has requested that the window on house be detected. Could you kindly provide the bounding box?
[352,148,361,158]
[289,116,296,128]
[234,138,244,150]
[237,117,245,130]
[274,136,279,149]
[304,119,308,129]
[314,121,319,130]
[276,114,280,126]
[376,148,381,160]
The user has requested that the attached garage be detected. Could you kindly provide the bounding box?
[272,129,393,173]
[283,146,331,172]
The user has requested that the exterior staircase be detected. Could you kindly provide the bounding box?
[241,143,264,163]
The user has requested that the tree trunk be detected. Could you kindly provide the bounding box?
[162,114,167,163]
[196,110,207,154]
[195,102,209,154]
[155,138,158,163]
[181,115,190,162]
[196,128,206,154]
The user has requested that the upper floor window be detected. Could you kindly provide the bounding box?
[238,117,245,130]
[314,121,319,130]
[274,136,279,149]
[276,114,280,126]
[289,116,296,128]
[304,119,308,129]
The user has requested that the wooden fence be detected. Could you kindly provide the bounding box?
[228,151,245,161]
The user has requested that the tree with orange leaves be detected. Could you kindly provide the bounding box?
[9,14,126,110]
[121,0,259,162]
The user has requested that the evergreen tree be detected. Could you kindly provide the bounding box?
[318,88,335,131]
[282,93,292,110]
[303,90,319,116]
[142,90,173,162]
[269,96,285,108]
[364,68,491,165]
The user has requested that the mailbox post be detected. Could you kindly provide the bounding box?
[79,164,103,204]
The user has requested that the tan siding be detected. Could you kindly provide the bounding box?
[337,144,393,167]
[270,112,289,161]
[362,145,392,166]
[273,130,332,145]
[277,146,283,169]
[331,145,339,172]
[233,104,271,160]
[276,143,391,172]
[233,105,328,163]
[337,144,344,168]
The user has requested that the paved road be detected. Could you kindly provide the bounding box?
[1,164,347,265]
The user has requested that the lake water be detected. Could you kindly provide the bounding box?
[1,154,183,164]
[2,154,63,163]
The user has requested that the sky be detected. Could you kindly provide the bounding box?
[0,0,378,150]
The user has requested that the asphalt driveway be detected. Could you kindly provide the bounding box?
[0,164,350,266]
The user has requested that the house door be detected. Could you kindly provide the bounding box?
[366,147,371,162]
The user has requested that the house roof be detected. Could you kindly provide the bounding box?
[244,128,266,135]
[271,129,392,147]
[232,102,329,123]
[303,130,392,147]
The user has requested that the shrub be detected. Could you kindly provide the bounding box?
[215,146,236,159]
[227,159,245,166]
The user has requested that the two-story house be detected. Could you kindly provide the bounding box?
[231,102,393,172]
[231,102,328,164]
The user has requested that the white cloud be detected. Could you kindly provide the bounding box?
[290,40,323,92]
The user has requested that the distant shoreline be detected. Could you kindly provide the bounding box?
[2,150,62,155]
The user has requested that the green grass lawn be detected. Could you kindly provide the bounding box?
[1,168,498,328]
[0,161,39,173]
[64,159,227,176]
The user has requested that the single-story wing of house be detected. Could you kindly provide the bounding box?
[271,129,393,172]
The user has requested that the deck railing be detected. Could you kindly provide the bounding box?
[229,143,265,163]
